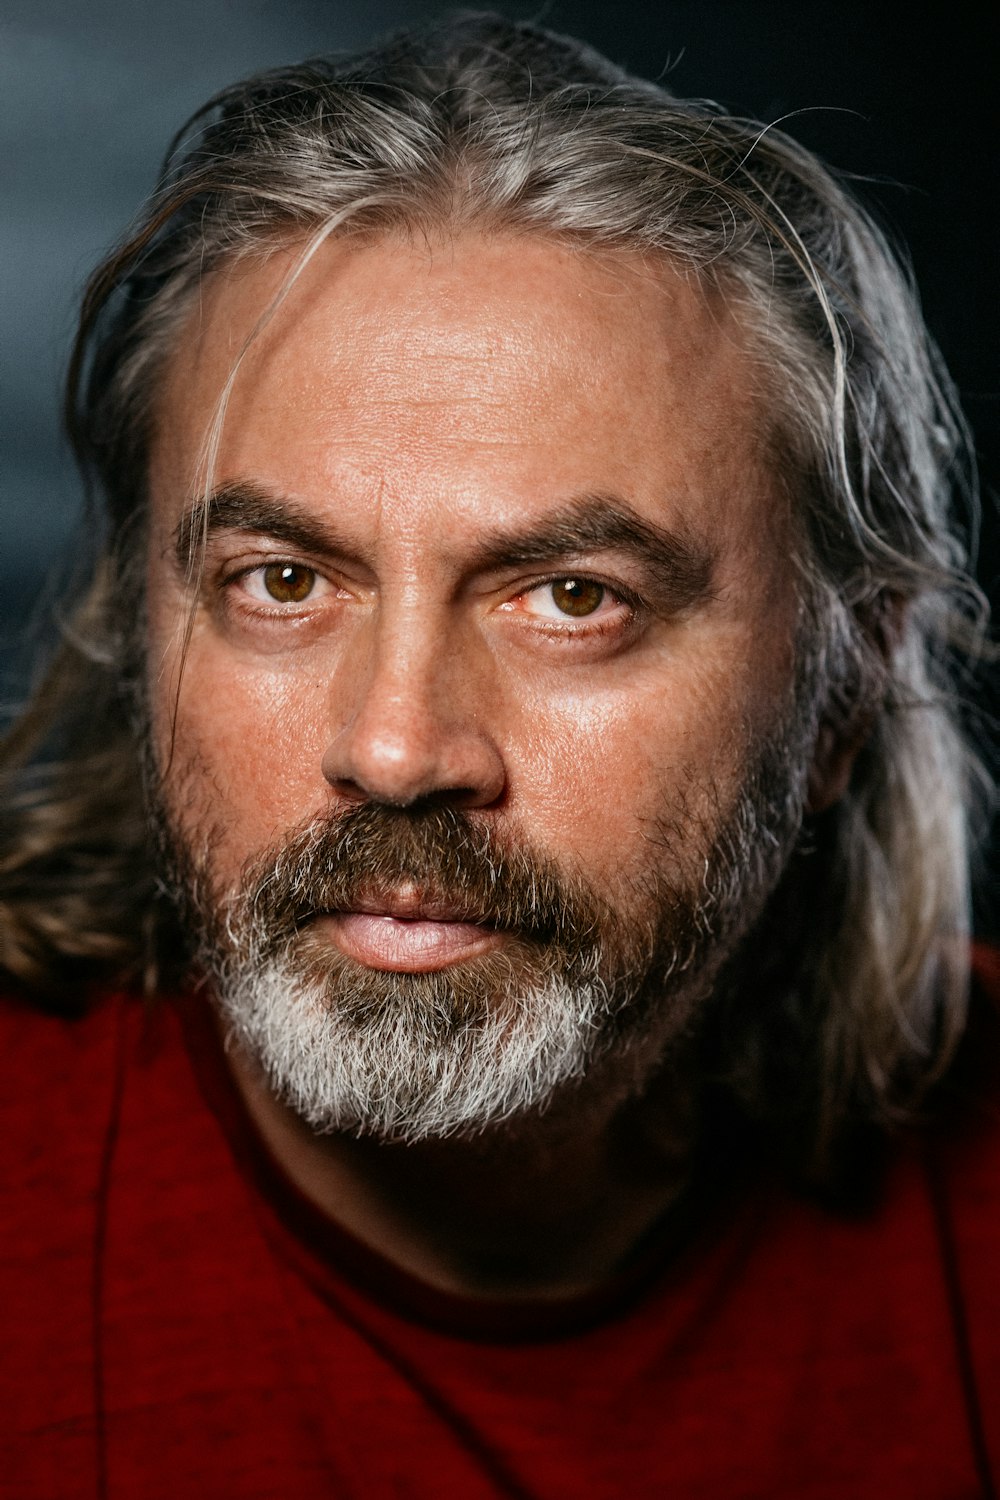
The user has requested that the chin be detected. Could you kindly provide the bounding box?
[212,948,634,1142]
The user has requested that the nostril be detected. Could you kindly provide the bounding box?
[323,773,375,805]
[321,645,507,810]
[321,723,506,811]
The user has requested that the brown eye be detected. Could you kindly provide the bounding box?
[262,563,316,603]
[551,578,605,616]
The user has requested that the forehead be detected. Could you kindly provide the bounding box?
[149,231,780,557]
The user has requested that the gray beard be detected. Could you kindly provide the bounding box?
[147,653,816,1144]
[212,951,626,1140]
[171,802,696,1141]
[152,737,808,1143]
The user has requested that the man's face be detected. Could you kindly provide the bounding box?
[145,232,806,1138]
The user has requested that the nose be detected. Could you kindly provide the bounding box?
[321,615,506,809]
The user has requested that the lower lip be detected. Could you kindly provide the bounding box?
[314,913,503,972]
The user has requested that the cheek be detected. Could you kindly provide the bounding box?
[496,643,769,885]
[151,641,334,869]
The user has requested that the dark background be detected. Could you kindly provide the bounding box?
[2,1,997,923]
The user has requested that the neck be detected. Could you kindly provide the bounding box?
[223,1020,702,1300]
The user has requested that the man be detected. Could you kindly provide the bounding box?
[1,13,996,1497]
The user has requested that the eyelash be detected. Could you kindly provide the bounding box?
[506,575,643,638]
[217,561,335,617]
[216,561,645,641]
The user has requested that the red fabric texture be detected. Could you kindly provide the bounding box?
[2,958,999,1499]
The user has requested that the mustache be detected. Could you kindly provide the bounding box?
[235,802,608,956]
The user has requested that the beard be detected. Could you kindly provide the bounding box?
[149,690,812,1145]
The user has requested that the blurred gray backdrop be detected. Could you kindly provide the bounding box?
[2,0,997,921]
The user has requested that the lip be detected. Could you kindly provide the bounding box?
[347,888,485,924]
[311,888,503,973]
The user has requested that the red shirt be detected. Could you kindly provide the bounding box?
[2,955,999,1499]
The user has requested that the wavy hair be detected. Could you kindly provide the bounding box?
[0,12,991,1173]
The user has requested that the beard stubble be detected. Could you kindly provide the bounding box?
[149,689,810,1143]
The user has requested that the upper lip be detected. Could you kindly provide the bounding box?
[340,888,491,924]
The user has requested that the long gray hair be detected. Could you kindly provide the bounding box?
[0,12,990,1175]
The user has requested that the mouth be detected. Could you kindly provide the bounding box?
[310,887,505,973]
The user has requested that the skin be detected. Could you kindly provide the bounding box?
[146,231,823,1297]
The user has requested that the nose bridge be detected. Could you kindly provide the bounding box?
[322,586,505,808]
[366,589,452,727]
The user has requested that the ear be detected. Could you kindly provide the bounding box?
[804,593,906,816]
[805,716,875,814]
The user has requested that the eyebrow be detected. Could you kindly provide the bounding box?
[474,496,716,611]
[173,480,717,612]
[173,482,344,571]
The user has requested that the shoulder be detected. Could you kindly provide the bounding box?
[0,989,125,1160]
[970,941,1000,1005]
[923,945,1000,1216]
[0,989,205,1457]
[0,986,200,1189]
[937,943,1000,1146]
[0,991,129,1452]
[0,987,200,1236]
[0,990,135,1258]
[919,945,1000,1457]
